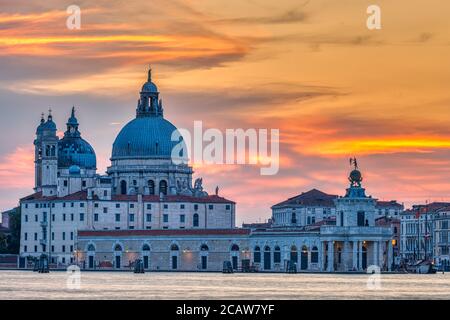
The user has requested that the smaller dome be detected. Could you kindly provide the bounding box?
[69,165,81,175]
[141,81,158,93]
[42,119,57,131]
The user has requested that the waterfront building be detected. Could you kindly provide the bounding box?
[433,206,450,267]
[17,67,394,272]
[399,202,450,263]
[19,69,235,265]
[77,163,393,272]
[271,190,402,228]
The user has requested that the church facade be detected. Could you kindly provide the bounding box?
[19,68,394,272]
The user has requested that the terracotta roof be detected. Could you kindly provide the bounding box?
[20,190,93,202]
[375,201,403,209]
[112,194,235,204]
[272,189,338,208]
[78,228,250,237]
[20,191,234,204]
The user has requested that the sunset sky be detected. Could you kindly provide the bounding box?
[1,0,450,224]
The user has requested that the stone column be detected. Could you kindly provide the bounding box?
[358,241,363,270]
[343,241,350,271]
[327,241,334,272]
[387,241,393,271]
[352,241,358,271]
[379,241,384,270]
[373,241,379,267]
[318,241,324,271]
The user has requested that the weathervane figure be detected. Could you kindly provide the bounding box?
[349,157,358,170]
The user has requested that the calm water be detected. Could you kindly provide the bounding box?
[0,270,450,299]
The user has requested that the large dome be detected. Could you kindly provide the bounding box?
[111,117,186,160]
[58,136,96,169]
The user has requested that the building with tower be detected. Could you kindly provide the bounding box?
[18,67,394,272]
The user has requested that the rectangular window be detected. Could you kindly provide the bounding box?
[163,214,169,223]
[62,232,66,241]
[194,204,198,211]
[51,232,54,241]
[24,245,27,252]
[357,211,365,226]
[226,205,231,210]
[62,245,66,253]
[70,245,73,252]
[63,214,66,221]
[71,202,74,208]
[146,214,152,222]
[147,204,152,210]
[180,214,185,223]
[35,204,39,208]
[35,215,38,222]
[180,204,185,209]
[104,190,108,197]
[115,214,120,222]
[82,180,86,187]
[34,233,37,241]
[80,213,84,221]
[129,214,135,222]
[51,245,54,252]
[94,214,99,222]
[25,215,28,222]
[80,203,84,208]
[208,205,214,210]
[70,213,74,221]
[129,226,134,230]
[103,207,108,213]
[25,204,28,209]
[164,204,168,209]
[130,204,135,208]
[24,233,28,241]
[34,246,37,252]
[146,226,151,230]
[116,203,120,208]
[63,202,66,208]
[70,232,73,241]
[63,180,68,187]
[94,203,99,208]
[52,214,55,222]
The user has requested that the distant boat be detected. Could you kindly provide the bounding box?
[407,260,436,274]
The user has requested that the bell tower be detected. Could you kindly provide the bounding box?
[34,110,59,196]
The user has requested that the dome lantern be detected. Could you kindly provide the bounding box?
[136,65,163,118]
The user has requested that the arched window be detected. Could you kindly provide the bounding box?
[311,246,319,263]
[254,246,261,263]
[193,213,199,227]
[200,244,209,251]
[148,180,155,195]
[170,244,179,251]
[87,244,95,252]
[274,246,281,263]
[114,244,122,252]
[120,180,127,195]
[159,180,168,195]
[290,245,298,263]
[291,212,297,224]
[142,244,150,251]
[231,244,239,251]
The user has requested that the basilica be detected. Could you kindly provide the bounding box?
[19,68,394,272]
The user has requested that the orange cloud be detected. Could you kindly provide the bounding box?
[0,145,34,189]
